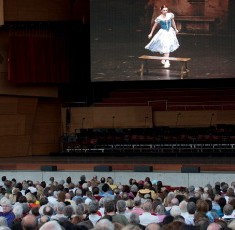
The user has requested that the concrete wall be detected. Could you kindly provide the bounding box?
[1,170,235,188]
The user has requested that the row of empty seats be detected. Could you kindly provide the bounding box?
[61,125,235,154]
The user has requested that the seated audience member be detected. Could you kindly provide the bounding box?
[228,219,235,230]
[161,215,174,226]
[217,197,227,218]
[163,220,185,230]
[92,187,102,201]
[212,194,223,217]
[184,201,196,226]
[0,197,15,228]
[93,218,114,230]
[98,177,106,194]
[71,203,86,225]
[145,223,161,230]
[21,214,38,230]
[170,205,182,218]
[0,216,8,227]
[179,200,188,219]
[131,197,144,216]
[50,202,67,221]
[88,200,101,227]
[107,177,117,191]
[194,212,210,230]
[137,182,157,200]
[139,201,159,227]
[155,204,166,223]
[207,222,223,230]
[116,200,127,216]
[102,200,129,226]
[39,220,62,230]
[11,203,23,229]
[163,192,175,210]
[72,188,83,203]
[205,199,219,223]
[222,204,235,222]
[128,212,141,227]
[122,224,142,230]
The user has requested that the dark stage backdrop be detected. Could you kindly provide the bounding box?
[8,36,70,84]
[90,0,235,82]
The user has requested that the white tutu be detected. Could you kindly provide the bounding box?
[145,27,179,54]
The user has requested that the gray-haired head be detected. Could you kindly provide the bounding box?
[116,200,126,213]
[88,200,99,214]
[129,212,140,225]
[94,218,114,230]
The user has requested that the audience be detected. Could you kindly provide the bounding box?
[0,175,235,229]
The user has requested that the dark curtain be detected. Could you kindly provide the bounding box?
[8,35,70,84]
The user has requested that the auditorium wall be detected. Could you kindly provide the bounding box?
[0,97,61,157]
[62,107,235,132]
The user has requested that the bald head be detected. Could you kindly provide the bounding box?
[39,220,62,230]
[171,198,179,206]
[145,223,161,230]
[21,214,38,230]
[207,223,222,230]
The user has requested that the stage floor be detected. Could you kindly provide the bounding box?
[91,31,235,82]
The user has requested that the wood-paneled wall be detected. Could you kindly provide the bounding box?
[0,96,61,157]
[153,110,235,127]
[31,100,62,156]
[62,106,153,133]
[62,107,235,132]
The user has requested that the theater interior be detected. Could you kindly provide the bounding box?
[0,0,235,182]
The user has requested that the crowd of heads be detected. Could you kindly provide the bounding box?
[0,175,235,229]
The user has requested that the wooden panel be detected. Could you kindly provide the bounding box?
[93,106,153,128]
[24,114,36,135]
[17,98,38,135]
[67,107,153,130]
[31,102,62,155]
[32,123,61,143]
[34,103,61,122]
[17,98,38,114]
[62,107,94,133]
[0,135,30,157]
[0,115,25,135]
[61,108,67,133]
[154,110,235,127]
[69,107,93,131]
[31,143,60,156]
[217,111,235,124]
[0,96,18,114]
[154,110,217,127]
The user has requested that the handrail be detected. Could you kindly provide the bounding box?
[62,101,87,107]
[93,100,235,111]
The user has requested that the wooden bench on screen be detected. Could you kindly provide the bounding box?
[138,55,191,79]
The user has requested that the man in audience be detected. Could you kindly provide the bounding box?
[139,201,159,227]
[21,214,38,230]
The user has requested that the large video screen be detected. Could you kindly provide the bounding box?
[90,0,235,82]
